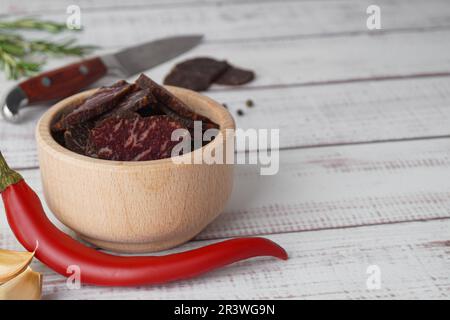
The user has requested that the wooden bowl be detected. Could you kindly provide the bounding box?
[35,86,235,253]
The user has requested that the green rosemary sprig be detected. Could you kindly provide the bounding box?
[29,39,97,56]
[0,18,96,80]
[0,46,41,80]
[0,18,69,33]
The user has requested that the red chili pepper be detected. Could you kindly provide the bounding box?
[0,152,287,286]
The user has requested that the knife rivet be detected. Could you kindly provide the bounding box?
[79,65,89,75]
[41,77,51,87]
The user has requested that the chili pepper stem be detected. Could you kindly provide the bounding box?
[0,151,23,192]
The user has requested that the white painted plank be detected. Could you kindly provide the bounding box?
[2,76,450,169]
[0,0,447,301]
[2,28,449,91]
[1,2,450,169]
[1,0,448,91]
[204,138,450,238]
[1,5,450,169]
[1,138,450,242]
[2,219,449,299]
[207,77,450,150]
[146,29,450,89]
[0,0,289,14]
[2,0,450,45]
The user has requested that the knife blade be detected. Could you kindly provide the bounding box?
[1,35,203,122]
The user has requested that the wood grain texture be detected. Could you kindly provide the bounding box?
[1,28,448,91]
[202,138,450,239]
[20,58,107,104]
[3,0,450,45]
[208,77,450,151]
[2,137,450,241]
[147,29,450,89]
[1,0,292,14]
[35,87,235,252]
[0,0,449,300]
[3,76,450,169]
[1,2,450,168]
[1,219,449,299]
[3,4,447,90]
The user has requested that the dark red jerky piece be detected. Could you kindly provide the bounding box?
[64,122,94,155]
[52,80,132,131]
[215,66,255,86]
[97,88,155,122]
[113,89,155,115]
[136,74,218,129]
[164,72,210,92]
[163,57,229,91]
[170,58,229,75]
[157,103,217,131]
[136,101,165,117]
[52,130,66,146]
[86,115,187,161]
[51,99,86,133]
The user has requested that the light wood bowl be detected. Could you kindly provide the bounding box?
[35,86,235,253]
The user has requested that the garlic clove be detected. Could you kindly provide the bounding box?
[0,267,42,300]
[0,249,34,284]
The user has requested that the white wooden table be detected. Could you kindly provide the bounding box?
[1,0,449,299]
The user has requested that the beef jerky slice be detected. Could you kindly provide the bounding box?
[137,101,165,117]
[157,103,217,130]
[64,122,94,155]
[215,66,255,86]
[51,98,87,133]
[163,57,229,91]
[136,74,218,129]
[86,115,187,161]
[97,88,155,122]
[164,72,211,92]
[52,130,66,147]
[52,80,132,132]
[112,88,155,116]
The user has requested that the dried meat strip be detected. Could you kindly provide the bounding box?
[86,115,187,161]
[157,103,217,130]
[136,74,218,129]
[163,57,255,90]
[163,57,229,91]
[113,89,155,116]
[136,102,164,117]
[64,122,94,155]
[172,57,229,76]
[51,99,86,133]
[164,72,210,92]
[215,66,255,86]
[52,80,132,132]
[52,130,66,147]
[97,88,155,122]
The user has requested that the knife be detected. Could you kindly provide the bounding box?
[1,35,203,122]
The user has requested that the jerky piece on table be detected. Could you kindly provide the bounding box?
[64,122,94,155]
[136,74,218,129]
[86,115,188,161]
[164,72,210,92]
[52,80,133,132]
[163,57,229,91]
[215,66,255,86]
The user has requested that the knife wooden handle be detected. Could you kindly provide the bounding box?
[19,57,108,104]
